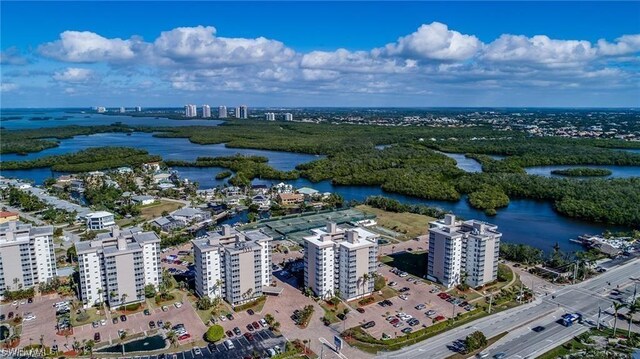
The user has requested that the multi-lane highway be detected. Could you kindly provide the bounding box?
[378,258,640,359]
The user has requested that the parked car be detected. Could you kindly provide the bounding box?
[247,309,255,315]
[356,307,365,313]
[244,332,254,341]
[92,321,99,328]
[259,319,268,327]
[425,310,436,317]
[415,304,426,310]
[112,317,119,324]
[100,319,107,326]
[399,287,410,293]
[174,302,183,308]
[94,332,101,342]
[7,312,13,319]
[401,327,413,334]
[0,314,5,321]
[193,347,202,356]
[233,327,241,335]
[120,315,127,322]
[226,313,234,320]
[157,320,164,328]
[144,309,151,316]
[246,324,254,332]
[226,330,234,338]
[161,306,169,312]
[532,326,546,332]
[224,340,235,350]
[149,321,156,329]
[252,321,260,330]
[361,321,376,329]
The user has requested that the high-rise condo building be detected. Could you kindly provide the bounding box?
[184,104,197,117]
[303,223,378,301]
[192,225,271,306]
[427,214,501,288]
[218,106,227,118]
[265,112,275,121]
[238,105,248,119]
[284,113,293,121]
[75,227,161,308]
[202,105,211,118]
[0,222,56,293]
[119,107,126,113]
[135,106,142,112]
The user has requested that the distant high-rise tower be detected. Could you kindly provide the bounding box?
[184,104,197,117]
[218,106,227,119]
[97,107,106,113]
[284,113,293,121]
[135,106,142,112]
[202,105,211,118]
[119,107,126,113]
[265,112,275,121]
[238,105,248,119]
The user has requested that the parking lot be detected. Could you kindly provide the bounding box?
[158,329,285,359]
[354,264,471,340]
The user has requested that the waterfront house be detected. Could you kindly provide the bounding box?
[277,193,304,206]
[131,195,156,206]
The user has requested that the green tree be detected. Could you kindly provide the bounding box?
[204,325,224,343]
[144,284,156,298]
[464,331,488,352]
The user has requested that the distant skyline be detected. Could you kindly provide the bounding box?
[1,1,639,108]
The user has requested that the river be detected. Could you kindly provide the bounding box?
[1,118,637,253]
[0,109,222,130]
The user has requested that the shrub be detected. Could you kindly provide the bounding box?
[233,296,266,312]
[358,297,375,306]
[76,312,90,323]
[204,325,224,343]
[155,293,175,304]
[374,276,386,291]
[124,303,141,311]
[144,284,157,298]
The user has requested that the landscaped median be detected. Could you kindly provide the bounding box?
[341,308,487,354]
[233,295,267,313]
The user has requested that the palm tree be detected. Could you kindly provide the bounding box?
[362,273,371,295]
[166,330,177,347]
[121,293,128,313]
[627,300,639,338]
[612,301,626,337]
[85,339,95,356]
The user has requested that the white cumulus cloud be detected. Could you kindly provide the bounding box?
[52,67,95,83]
[381,22,482,61]
[38,31,140,63]
[597,34,640,56]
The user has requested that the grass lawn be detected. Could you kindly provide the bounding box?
[383,251,429,278]
[233,296,267,313]
[356,205,434,240]
[319,300,349,324]
[140,200,184,220]
[71,307,105,327]
[349,287,397,310]
[536,338,586,359]
[186,293,232,325]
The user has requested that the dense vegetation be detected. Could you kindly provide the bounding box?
[467,185,510,215]
[166,155,298,187]
[0,124,149,154]
[364,196,448,219]
[499,243,545,265]
[2,120,639,227]
[550,168,612,177]
[0,147,161,172]
[214,170,232,179]
[298,145,463,201]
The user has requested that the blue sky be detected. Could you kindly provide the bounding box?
[1,1,639,107]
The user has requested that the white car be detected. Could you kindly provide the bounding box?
[219,315,227,322]
[224,340,235,350]
[259,319,268,327]
[24,314,36,321]
[100,319,107,326]
[193,347,202,356]
[174,302,183,308]
[267,348,277,357]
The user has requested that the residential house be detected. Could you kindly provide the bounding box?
[277,193,304,206]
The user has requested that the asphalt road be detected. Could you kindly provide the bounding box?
[378,258,640,359]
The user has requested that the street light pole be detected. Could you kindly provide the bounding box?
[488,292,494,314]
